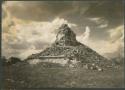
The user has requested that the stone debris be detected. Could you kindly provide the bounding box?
[26,24,112,70]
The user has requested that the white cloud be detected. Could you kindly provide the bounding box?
[2,16,77,59]
[88,17,108,28]
[109,26,124,43]
[2,3,124,60]
[88,17,100,22]
[76,25,124,59]
[98,23,108,28]
[76,26,90,45]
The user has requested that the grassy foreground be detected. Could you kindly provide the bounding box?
[2,62,124,89]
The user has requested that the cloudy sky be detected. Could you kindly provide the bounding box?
[2,0,124,60]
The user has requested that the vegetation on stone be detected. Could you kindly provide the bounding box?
[26,24,112,69]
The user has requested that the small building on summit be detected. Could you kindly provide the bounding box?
[26,24,110,68]
[55,24,79,46]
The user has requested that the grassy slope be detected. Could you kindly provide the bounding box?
[2,62,124,89]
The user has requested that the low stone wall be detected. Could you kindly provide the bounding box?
[42,59,68,66]
[27,58,69,66]
[39,56,65,59]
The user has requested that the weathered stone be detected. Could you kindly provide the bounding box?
[54,24,80,46]
[26,24,112,69]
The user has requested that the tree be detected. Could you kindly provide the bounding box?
[8,57,22,65]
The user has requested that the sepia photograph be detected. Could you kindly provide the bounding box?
[1,0,124,89]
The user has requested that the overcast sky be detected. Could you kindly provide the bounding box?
[2,0,124,59]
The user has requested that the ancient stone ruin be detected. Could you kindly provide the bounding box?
[54,24,79,46]
[26,24,112,70]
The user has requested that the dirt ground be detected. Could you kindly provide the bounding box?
[2,62,125,89]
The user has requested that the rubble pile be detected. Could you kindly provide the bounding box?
[27,24,112,69]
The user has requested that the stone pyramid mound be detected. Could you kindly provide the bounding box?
[27,24,112,68]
